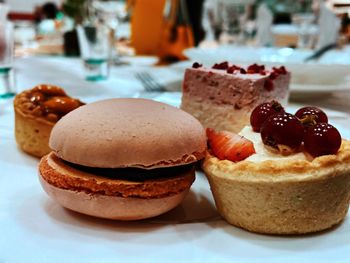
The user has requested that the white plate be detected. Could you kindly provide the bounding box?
[184,45,350,66]
[184,46,350,96]
[291,83,350,94]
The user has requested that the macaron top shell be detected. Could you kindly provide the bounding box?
[49,98,206,169]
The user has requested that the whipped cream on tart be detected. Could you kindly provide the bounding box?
[203,102,350,234]
[239,126,308,162]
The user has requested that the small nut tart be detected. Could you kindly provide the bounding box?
[203,140,350,234]
[14,84,84,158]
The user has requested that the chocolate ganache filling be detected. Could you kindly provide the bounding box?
[63,159,196,182]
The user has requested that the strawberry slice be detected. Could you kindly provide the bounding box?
[206,128,256,162]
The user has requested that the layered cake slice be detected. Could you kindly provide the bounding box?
[181,62,290,133]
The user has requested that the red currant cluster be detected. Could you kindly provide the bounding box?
[250,101,342,157]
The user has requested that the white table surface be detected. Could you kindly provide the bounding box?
[1,56,350,263]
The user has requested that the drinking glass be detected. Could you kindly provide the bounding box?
[292,13,318,49]
[0,22,15,99]
[202,0,254,45]
[77,23,112,81]
[89,0,128,65]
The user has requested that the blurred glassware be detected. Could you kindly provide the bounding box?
[89,0,128,64]
[0,21,16,99]
[256,3,273,46]
[292,13,318,49]
[77,22,112,81]
[201,0,216,42]
[13,21,37,48]
[202,0,255,45]
[0,2,9,21]
[316,1,341,50]
[89,0,128,32]
[272,15,318,48]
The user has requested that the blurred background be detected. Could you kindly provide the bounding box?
[1,0,350,99]
[1,0,349,59]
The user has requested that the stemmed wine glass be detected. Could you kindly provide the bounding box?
[88,0,129,65]
[202,0,255,45]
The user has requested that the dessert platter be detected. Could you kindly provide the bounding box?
[1,62,350,262]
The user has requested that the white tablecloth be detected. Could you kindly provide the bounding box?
[1,56,350,263]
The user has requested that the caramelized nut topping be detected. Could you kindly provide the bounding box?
[32,84,67,96]
[44,97,82,115]
[30,92,45,104]
[46,113,59,122]
[32,105,44,116]
[18,84,84,122]
[22,102,34,110]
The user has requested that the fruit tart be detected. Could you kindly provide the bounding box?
[14,84,84,158]
[203,101,350,234]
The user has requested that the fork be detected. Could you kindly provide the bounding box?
[135,71,166,92]
[303,43,337,62]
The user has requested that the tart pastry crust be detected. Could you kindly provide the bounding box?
[203,140,350,234]
[14,92,54,157]
[14,85,83,157]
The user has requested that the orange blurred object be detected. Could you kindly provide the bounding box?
[158,0,194,61]
[130,0,166,55]
[130,0,194,61]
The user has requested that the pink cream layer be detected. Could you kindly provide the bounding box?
[183,67,290,109]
